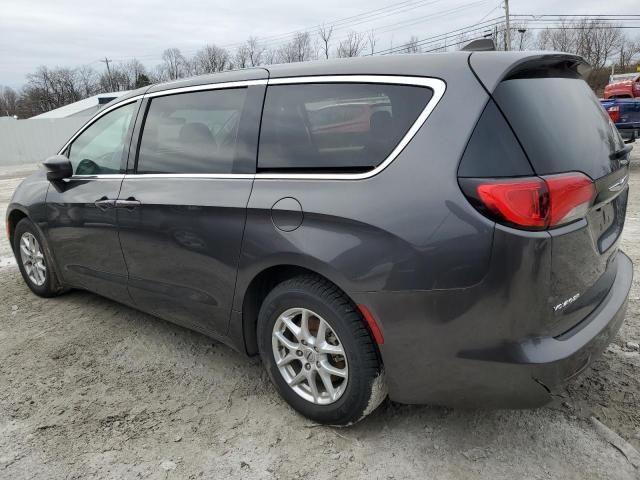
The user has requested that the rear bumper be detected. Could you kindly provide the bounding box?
[353,251,632,408]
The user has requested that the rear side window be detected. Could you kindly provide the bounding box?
[258,83,433,172]
[458,100,532,178]
[493,78,625,179]
[137,88,247,174]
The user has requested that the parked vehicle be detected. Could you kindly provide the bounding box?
[601,97,640,141]
[6,52,633,425]
[604,73,640,99]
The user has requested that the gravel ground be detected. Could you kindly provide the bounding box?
[1,157,640,480]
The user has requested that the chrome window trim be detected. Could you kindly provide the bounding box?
[256,75,445,180]
[144,79,267,98]
[57,96,144,155]
[66,174,126,181]
[123,173,254,180]
[58,75,445,181]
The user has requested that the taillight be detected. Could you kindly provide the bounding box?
[607,105,620,123]
[477,177,548,228]
[544,173,595,226]
[460,172,595,230]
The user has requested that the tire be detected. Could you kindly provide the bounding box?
[13,218,63,298]
[257,274,387,425]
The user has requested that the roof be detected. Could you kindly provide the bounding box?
[144,51,579,94]
[100,51,590,112]
[31,91,131,119]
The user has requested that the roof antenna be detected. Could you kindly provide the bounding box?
[461,38,496,52]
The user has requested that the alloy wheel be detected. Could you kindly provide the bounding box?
[272,307,349,405]
[19,232,47,286]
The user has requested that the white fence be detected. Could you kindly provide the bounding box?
[0,118,86,166]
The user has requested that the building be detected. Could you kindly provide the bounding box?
[0,91,129,166]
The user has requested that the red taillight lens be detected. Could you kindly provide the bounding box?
[477,178,548,228]
[607,105,620,123]
[461,172,595,230]
[544,173,594,226]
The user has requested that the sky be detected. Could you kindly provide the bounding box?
[1,0,638,89]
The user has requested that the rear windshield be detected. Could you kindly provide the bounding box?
[493,78,625,179]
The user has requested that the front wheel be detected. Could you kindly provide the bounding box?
[257,275,386,425]
[13,218,63,297]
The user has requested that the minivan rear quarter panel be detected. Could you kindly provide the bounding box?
[234,54,496,362]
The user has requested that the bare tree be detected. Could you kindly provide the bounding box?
[404,35,421,54]
[618,40,640,71]
[160,48,187,80]
[246,37,264,67]
[367,30,377,55]
[536,18,622,69]
[337,31,366,58]
[574,19,622,70]
[536,19,625,91]
[0,86,18,117]
[194,44,230,73]
[234,44,250,69]
[263,48,278,65]
[123,59,151,88]
[278,32,315,63]
[76,65,98,97]
[19,66,88,115]
[318,24,333,59]
[537,21,575,52]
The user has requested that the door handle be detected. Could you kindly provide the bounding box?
[115,198,142,210]
[94,197,116,211]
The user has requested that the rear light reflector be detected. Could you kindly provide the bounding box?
[607,105,620,123]
[357,304,384,345]
[460,172,595,230]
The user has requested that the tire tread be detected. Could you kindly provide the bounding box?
[257,274,385,425]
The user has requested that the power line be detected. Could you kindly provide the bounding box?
[475,1,503,24]
[380,14,640,55]
[109,0,494,63]
[511,14,640,18]
[111,0,450,61]
[374,16,502,54]
[318,0,491,53]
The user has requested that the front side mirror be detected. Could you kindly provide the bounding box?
[43,155,73,181]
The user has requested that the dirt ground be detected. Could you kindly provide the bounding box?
[1,156,640,480]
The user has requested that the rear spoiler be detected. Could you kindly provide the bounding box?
[469,52,592,93]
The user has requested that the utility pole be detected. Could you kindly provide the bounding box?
[518,28,526,50]
[504,0,511,51]
[100,57,114,91]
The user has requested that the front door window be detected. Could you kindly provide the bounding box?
[68,102,137,175]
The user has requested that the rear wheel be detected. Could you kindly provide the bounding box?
[257,275,386,425]
[13,218,63,297]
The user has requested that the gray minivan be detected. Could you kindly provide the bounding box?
[7,51,633,425]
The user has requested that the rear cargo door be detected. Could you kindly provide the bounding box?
[492,76,630,336]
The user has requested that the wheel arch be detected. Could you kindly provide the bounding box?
[239,263,375,357]
[6,207,29,251]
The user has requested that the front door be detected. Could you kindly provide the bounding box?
[117,82,264,336]
[45,100,139,303]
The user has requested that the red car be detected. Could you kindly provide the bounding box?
[604,73,640,99]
